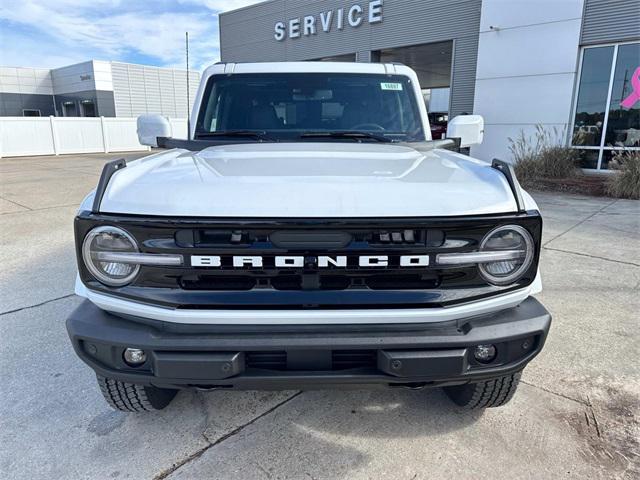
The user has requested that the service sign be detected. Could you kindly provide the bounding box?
[274,0,383,41]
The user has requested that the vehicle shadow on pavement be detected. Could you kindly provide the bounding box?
[187,384,486,437]
[162,388,485,478]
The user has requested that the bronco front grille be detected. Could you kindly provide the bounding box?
[75,213,542,309]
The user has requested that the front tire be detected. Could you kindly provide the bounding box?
[97,375,177,412]
[443,371,522,409]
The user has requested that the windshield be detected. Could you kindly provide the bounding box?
[195,73,425,142]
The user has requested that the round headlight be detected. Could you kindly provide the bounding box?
[478,225,534,286]
[82,226,140,286]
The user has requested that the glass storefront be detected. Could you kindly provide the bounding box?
[375,41,453,139]
[571,42,640,170]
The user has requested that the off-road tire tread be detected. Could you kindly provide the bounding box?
[444,371,522,409]
[96,375,175,412]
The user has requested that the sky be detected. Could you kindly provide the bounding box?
[0,0,264,71]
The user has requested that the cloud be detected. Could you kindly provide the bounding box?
[0,0,265,70]
[178,1,266,13]
[0,28,93,69]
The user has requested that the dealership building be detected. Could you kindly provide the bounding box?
[220,0,640,170]
[0,61,199,120]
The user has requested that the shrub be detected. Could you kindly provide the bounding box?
[606,150,640,200]
[508,125,580,188]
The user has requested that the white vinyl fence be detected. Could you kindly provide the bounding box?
[0,116,188,158]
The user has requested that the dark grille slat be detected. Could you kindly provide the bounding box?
[332,350,377,369]
[181,276,256,291]
[245,350,377,371]
[181,274,440,291]
[246,352,287,370]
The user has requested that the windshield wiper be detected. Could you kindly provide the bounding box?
[299,131,393,143]
[195,130,275,141]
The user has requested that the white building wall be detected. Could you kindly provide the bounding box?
[91,61,114,92]
[110,62,199,118]
[471,0,585,162]
[0,67,53,95]
[50,61,101,94]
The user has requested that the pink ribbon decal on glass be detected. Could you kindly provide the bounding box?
[621,66,640,109]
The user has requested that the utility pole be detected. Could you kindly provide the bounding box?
[186,31,190,140]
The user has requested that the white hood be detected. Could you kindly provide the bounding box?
[98,143,520,217]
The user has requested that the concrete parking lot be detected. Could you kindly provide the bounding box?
[1,152,639,480]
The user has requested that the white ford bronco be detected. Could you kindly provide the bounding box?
[67,62,551,412]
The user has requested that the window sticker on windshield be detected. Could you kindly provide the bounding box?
[380,82,403,91]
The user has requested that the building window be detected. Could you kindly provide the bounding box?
[62,101,78,117]
[571,42,640,170]
[81,100,96,117]
[22,109,41,117]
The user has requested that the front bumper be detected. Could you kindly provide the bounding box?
[66,297,551,390]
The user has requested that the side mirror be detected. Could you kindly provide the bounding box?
[137,114,173,147]
[446,115,484,147]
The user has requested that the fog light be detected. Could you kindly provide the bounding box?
[123,348,146,366]
[474,344,497,363]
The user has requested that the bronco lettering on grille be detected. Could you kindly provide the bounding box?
[191,255,429,268]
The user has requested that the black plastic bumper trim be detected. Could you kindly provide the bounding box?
[378,349,468,377]
[67,297,551,389]
[153,351,245,380]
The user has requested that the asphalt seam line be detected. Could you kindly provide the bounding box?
[543,246,640,267]
[542,198,619,247]
[520,380,589,406]
[0,195,33,211]
[0,202,81,215]
[153,391,303,480]
[0,293,76,316]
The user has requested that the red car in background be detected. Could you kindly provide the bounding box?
[429,113,448,139]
